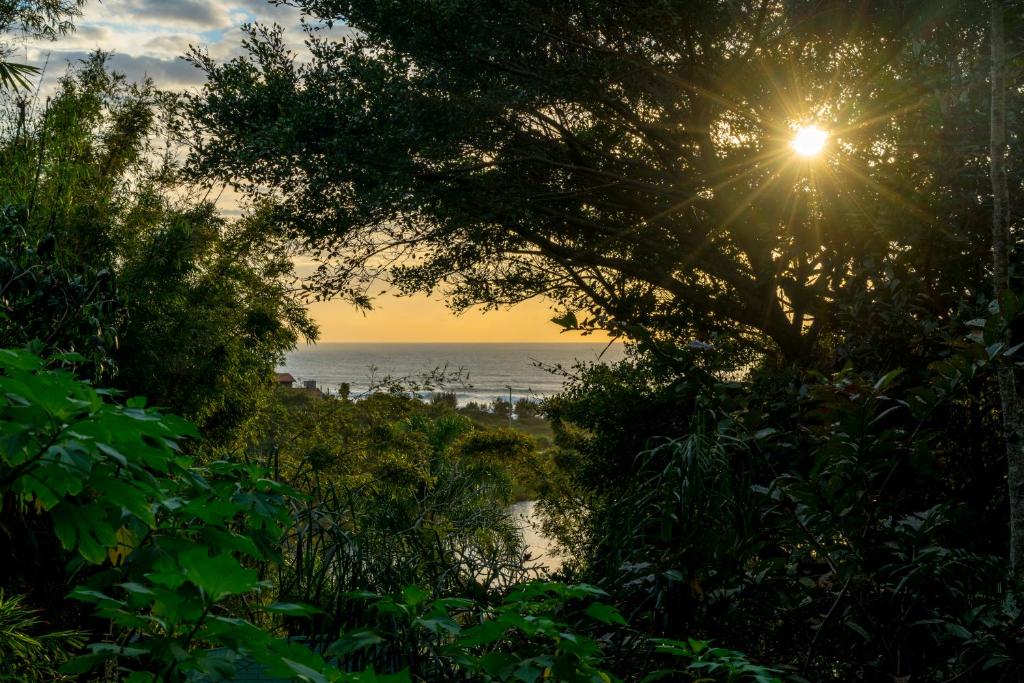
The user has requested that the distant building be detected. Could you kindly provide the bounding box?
[274,373,325,397]
[301,379,324,398]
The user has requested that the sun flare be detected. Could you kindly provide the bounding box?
[791,125,828,157]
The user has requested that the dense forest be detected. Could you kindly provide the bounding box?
[3,0,1024,681]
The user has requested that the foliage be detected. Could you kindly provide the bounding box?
[0,346,761,683]
[513,399,538,420]
[0,347,326,680]
[643,638,781,683]
[0,0,85,92]
[254,388,537,627]
[183,1,1005,361]
[0,590,83,681]
[0,61,37,90]
[330,581,625,682]
[0,0,84,39]
[0,206,121,378]
[7,4,1024,683]
[491,398,512,419]
[114,201,318,446]
[0,54,317,443]
[430,391,458,409]
[537,323,1024,680]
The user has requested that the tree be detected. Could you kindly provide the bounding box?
[0,55,317,443]
[988,1,1024,573]
[0,1,87,89]
[514,397,538,420]
[185,1,998,362]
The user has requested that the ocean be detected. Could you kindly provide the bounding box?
[277,342,625,405]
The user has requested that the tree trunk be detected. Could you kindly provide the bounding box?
[990,2,1024,573]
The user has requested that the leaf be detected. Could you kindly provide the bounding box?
[327,628,384,656]
[479,651,518,679]
[551,311,578,330]
[402,585,430,608]
[96,442,128,467]
[0,61,39,90]
[415,614,461,635]
[945,623,973,640]
[124,672,156,683]
[846,621,871,641]
[263,602,324,617]
[459,619,509,647]
[563,584,608,599]
[280,658,328,683]
[179,549,259,600]
[873,368,903,391]
[585,601,626,625]
[51,504,117,564]
[119,582,155,597]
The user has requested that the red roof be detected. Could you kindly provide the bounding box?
[275,372,295,384]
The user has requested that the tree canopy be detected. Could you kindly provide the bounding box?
[185,0,1008,361]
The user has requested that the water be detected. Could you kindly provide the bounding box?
[278,342,624,405]
[509,500,562,571]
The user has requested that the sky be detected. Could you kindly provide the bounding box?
[16,0,602,344]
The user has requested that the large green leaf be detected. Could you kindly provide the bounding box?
[179,549,259,600]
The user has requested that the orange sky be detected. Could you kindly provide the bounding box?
[306,293,607,343]
[291,255,609,343]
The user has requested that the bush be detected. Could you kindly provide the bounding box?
[430,391,458,409]
[0,348,329,680]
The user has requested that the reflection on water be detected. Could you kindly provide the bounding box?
[508,500,562,571]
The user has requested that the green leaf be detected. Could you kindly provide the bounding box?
[0,61,39,90]
[263,602,324,617]
[179,549,259,600]
[375,672,413,683]
[328,628,384,656]
[119,582,156,597]
[280,658,329,683]
[415,614,461,635]
[459,619,509,647]
[945,623,973,640]
[401,585,429,608]
[873,368,903,391]
[585,601,626,625]
[51,504,117,564]
[479,651,518,679]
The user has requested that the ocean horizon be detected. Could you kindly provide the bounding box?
[278,342,626,405]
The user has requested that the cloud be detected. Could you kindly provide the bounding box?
[15,1,340,95]
[143,34,204,59]
[105,51,205,88]
[108,0,233,30]
[74,24,112,42]
[29,49,205,90]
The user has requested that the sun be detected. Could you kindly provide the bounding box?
[791,125,828,157]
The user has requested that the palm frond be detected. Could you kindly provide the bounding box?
[0,61,40,90]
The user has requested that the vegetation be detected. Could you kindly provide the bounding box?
[3,1,1024,682]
